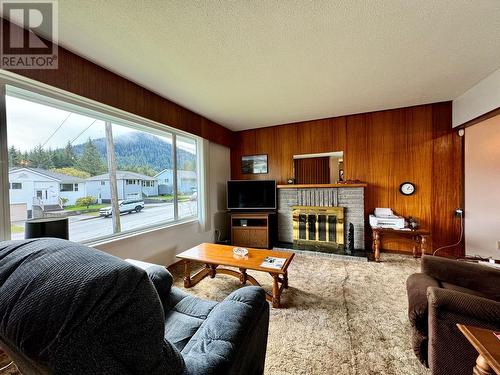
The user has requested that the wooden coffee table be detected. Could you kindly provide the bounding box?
[177,243,295,308]
[457,324,500,375]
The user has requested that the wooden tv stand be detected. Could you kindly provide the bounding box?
[230,212,276,249]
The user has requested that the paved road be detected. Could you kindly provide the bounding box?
[12,201,198,242]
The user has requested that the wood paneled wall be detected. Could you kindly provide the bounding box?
[294,157,330,184]
[2,19,234,147]
[231,102,464,256]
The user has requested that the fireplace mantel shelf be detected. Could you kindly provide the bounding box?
[277,183,367,189]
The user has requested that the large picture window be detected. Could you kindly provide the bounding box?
[3,84,200,243]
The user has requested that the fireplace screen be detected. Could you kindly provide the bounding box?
[292,206,345,248]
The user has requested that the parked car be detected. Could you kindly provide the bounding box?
[99,199,144,217]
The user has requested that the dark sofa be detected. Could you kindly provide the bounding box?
[406,255,500,375]
[0,239,269,375]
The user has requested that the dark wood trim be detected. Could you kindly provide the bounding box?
[1,18,234,147]
[255,100,452,132]
[456,106,500,129]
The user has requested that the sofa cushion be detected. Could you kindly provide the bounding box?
[407,272,440,333]
[0,239,186,375]
[182,286,268,374]
[165,288,217,351]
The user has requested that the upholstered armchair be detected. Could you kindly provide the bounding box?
[406,255,500,375]
[0,238,269,374]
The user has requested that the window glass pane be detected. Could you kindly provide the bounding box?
[111,123,174,232]
[176,135,198,219]
[5,85,201,242]
[6,86,113,242]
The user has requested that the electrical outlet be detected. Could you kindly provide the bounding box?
[454,208,464,217]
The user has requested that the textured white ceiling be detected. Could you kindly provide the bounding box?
[33,1,500,130]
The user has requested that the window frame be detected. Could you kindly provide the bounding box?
[60,183,74,192]
[10,182,22,190]
[0,72,205,243]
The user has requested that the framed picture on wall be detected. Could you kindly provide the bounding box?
[241,154,268,174]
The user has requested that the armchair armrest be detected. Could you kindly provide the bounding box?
[426,287,500,374]
[422,255,500,299]
[182,286,269,374]
[427,287,500,324]
[125,259,173,310]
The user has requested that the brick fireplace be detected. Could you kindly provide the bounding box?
[277,185,366,251]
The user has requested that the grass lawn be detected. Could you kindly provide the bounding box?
[149,195,192,202]
[11,224,24,233]
[64,204,108,212]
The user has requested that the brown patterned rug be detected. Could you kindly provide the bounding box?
[0,252,429,375]
[170,252,429,375]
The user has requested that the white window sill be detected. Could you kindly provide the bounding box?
[83,217,199,248]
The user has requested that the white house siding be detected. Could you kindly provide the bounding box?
[123,181,142,198]
[59,182,87,205]
[9,180,36,211]
[86,180,114,201]
[9,170,58,211]
[86,179,158,201]
[155,169,198,195]
[156,169,174,195]
[141,183,158,197]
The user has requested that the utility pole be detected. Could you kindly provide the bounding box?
[105,121,120,233]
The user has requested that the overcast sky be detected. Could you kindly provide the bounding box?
[6,95,196,154]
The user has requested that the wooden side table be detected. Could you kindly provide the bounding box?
[457,324,500,375]
[371,227,431,262]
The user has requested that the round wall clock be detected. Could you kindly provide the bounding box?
[400,182,416,196]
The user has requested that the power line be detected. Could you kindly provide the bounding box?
[41,112,72,148]
[70,120,98,145]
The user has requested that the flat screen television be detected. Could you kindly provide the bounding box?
[227,180,277,210]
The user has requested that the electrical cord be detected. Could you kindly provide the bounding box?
[0,361,14,371]
[433,212,464,256]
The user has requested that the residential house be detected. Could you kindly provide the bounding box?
[8,167,86,220]
[86,171,158,202]
[155,169,197,195]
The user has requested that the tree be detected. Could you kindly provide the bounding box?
[181,159,196,171]
[51,167,90,179]
[62,141,76,167]
[28,144,53,169]
[8,146,21,168]
[75,196,95,209]
[76,138,106,176]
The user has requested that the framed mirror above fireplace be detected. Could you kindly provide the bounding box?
[293,151,344,184]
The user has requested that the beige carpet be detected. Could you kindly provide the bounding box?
[171,252,430,375]
[0,351,17,375]
[0,253,429,375]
